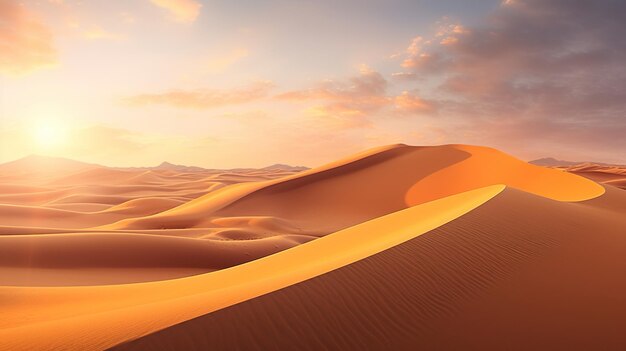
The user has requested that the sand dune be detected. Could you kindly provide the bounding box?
[114,185,626,351]
[0,144,623,350]
[0,185,503,350]
[102,198,185,215]
[0,233,313,285]
[0,157,298,230]
[559,164,626,190]
[105,144,602,232]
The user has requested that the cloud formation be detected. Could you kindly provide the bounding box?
[394,91,438,115]
[0,0,57,75]
[396,0,626,162]
[80,25,123,41]
[203,48,249,74]
[150,0,202,23]
[123,81,274,109]
[277,65,436,128]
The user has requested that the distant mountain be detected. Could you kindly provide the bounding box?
[261,163,309,172]
[0,155,309,175]
[530,158,581,167]
[0,155,98,174]
[151,161,208,173]
[530,157,624,167]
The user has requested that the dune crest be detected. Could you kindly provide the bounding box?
[106,144,603,234]
[0,185,504,350]
[0,144,622,350]
[405,144,604,205]
[115,185,626,351]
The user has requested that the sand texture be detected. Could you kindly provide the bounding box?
[0,144,623,350]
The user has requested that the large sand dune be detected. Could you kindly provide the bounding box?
[103,144,603,232]
[114,185,626,351]
[0,144,623,350]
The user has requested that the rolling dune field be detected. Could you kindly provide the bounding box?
[0,144,624,350]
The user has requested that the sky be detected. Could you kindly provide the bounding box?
[1,0,624,168]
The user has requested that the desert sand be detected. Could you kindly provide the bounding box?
[1,144,624,350]
[559,163,626,190]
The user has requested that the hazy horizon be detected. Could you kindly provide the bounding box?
[2,145,624,170]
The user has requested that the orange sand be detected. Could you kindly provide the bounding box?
[116,186,626,351]
[0,144,621,350]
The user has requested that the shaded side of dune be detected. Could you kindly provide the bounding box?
[114,186,626,351]
[566,166,626,190]
[0,233,315,285]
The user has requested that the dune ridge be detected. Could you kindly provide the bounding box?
[0,144,606,287]
[559,164,626,190]
[0,185,504,350]
[0,144,621,350]
[115,185,626,351]
[103,144,603,233]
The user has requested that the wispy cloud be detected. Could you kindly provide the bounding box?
[80,25,124,41]
[394,91,438,115]
[202,48,250,74]
[277,65,437,128]
[149,0,202,23]
[0,0,57,75]
[123,81,274,109]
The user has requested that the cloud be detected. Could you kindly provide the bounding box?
[80,26,123,40]
[203,48,249,74]
[394,91,438,115]
[277,65,436,128]
[277,65,387,103]
[44,0,123,41]
[150,0,202,23]
[276,65,388,127]
[303,105,373,130]
[123,81,274,109]
[395,0,626,162]
[0,0,57,75]
[391,72,418,80]
[120,12,136,24]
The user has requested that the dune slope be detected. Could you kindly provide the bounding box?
[0,144,620,350]
[0,185,503,351]
[114,185,626,351]
[107,144,603,232]
[0,145,607,285]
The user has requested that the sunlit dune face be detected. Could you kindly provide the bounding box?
[32,121,68,149]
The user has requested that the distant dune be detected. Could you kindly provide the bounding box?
[103,144,603,233]
[531,157,626,190]
[560,165,626,190]
[530,156,625,167]
[0,144,624,350]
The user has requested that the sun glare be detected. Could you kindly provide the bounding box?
[33,121,68,148]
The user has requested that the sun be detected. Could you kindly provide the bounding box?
[32,121,68,148]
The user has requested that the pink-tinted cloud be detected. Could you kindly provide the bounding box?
[277,65,387,104]
[123,81,274,109]
[202,48,249,74]
[304,104,372,129]
[80,25,123,40]
[391,72,417,81]
[394,91,437,115]
[278,65,436,128]
[395,0,626,162]
[150,0,202,23]
[0,0,57,75]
